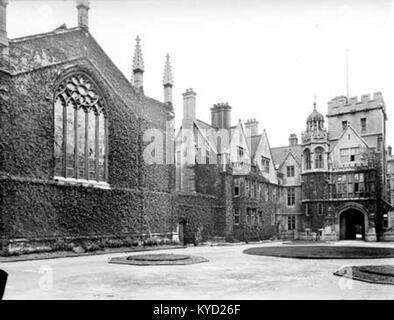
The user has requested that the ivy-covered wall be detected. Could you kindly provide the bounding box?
[0,28,176,254]
[0,177,145,238]
[175,193,217,244]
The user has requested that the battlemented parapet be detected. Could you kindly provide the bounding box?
[327,92,386,119]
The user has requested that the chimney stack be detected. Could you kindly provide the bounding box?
[244,119,259,137]
[0,0,8,47]
[182,88,196,124]
[211,102,232,129]
[388,146,392,157]
[289,133,298,146]
[76,0,90,30]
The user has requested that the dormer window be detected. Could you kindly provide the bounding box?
[261,156,270,173]
[287,165,295,177]
[237,146,244,161]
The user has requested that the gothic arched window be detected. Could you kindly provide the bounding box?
[304,148,311,170]
[314,147,324,169]
[54,74,107,182]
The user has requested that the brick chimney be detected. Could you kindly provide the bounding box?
[182,88,196,124]
[244,119,259,137]
[0,0,8,47]
[76,0,90,30]
[211,102,232,129]
[289,133,298,146]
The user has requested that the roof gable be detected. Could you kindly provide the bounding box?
[278,151,300,170]
[331,124,369,151]
[7,27,171,123]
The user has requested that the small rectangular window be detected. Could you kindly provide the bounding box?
[361,118,367,133]
[287,165,295,177]
[234,179,240,197]
[246,208,251,225]
[252,208,257,225]
[234,214,240,225]
[318,203,324,216]
[237,147,244,161]
[287,187,296,206]
[288,216,296,230]
[383,214,388,229]
[258,211,263,225]
[340,148,349,163]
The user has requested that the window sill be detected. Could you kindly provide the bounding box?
[53,176,111,189]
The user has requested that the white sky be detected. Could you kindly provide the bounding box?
[7,0,394,148]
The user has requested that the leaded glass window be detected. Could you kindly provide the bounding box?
[54,74,107,182]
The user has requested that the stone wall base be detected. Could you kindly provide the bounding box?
[382,232,394,242]
[0,233,178,256]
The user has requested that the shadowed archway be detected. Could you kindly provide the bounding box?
[340,209,365,240]
[337,203,369,241]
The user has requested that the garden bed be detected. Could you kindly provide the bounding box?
[334,265,394,285]
[243,246,394,259]
[109,253,209,266]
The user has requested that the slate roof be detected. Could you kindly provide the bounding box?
[247,134,262,159]
[271,145,302,168]
[6,27,172,124]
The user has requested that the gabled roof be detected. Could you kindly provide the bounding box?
[330,124,370,151]
[247,134,262,158]
[271,145,302,168]
[7,26,171,123]
[195,119,216,131]
[278,151,301,170]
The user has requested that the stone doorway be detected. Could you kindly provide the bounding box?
[340,209,365,240]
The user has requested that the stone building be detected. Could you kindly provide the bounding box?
[273,94,393,241]
[386,147,394,239]
[1,1,393,253]
[175,95,278,243]
[271,134,303,239]
[0,0,177,254]
[175,90,393,243]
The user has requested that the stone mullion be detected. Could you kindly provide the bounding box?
[62,101,67,177]
[95,113,99,181]
[84,110,89,180]
[74,107,78,179]
[104,115,108,182]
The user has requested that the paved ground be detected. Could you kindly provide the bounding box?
[1,241,394,300]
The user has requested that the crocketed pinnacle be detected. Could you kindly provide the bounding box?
[133,35,144,73]
[163,53,173,86]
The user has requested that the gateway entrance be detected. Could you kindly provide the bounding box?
[340,209,365,240]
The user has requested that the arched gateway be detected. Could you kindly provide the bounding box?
[337,203,369,240]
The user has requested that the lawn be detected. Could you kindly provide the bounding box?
[243,245,394,259]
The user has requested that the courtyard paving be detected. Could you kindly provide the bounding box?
[1,241,394,300]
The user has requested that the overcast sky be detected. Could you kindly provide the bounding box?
[7,0,394,148]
